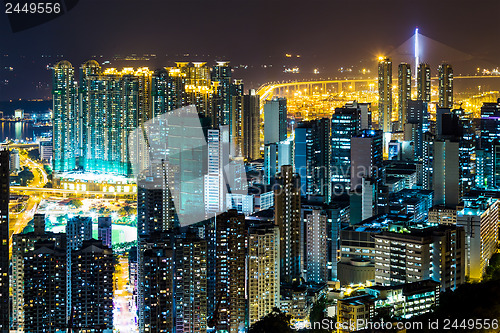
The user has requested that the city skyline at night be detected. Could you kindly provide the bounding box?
[2,1,500,332]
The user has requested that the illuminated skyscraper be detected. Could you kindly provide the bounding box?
[204,126,229,216]
[53,60,78,173]
[350,130,384,223]
[433,139,460,207]
[374,225,465,291]
[275,165,302,282]
[79,60,102,159]
[139,230,208,333]
[182,62,217,121]
[80,66,152,176]
[139,235,175,332]
[294,119,331,202]
[264,97,287,144]
[305,209,328,284]
[242,90,261,160]
[417,63,431,103]
[12,215,66,332]
[175,232,208,333]
[457,196,499,281]
[98,216,112,248]
[398,63,411,129]
[331,104,362,192]
[248,223,280,326]
[211,61,233,126]
[477,99,500,189]
[66,216,92,320]
[214,210,246,333]
[0,149,8,333]
[230,79,244,156]
[71,239,114,331]
[378,57,392,133]
[24,241,67,333]
[438,63,453,108]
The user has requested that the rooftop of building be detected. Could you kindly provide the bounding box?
[55,170,135,184]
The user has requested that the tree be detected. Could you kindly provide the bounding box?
[249,307,294,333]
[309,296,332,332]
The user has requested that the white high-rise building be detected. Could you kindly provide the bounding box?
[204,126,229,216]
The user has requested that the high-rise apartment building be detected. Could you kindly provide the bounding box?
[242,90,261,160]
[350,130,384,222]
[457,196,499,281]
[139,230,208,333]
[211,61,233,127]
[98,216,112,248]
[275,165,302,282]
[12,215,66,332]
[264,97,287,144]
[374,225,466,291]
[433,139,460,207]
[378,57,393,133]
[0,149,8,333]
[230,79,244,156]
[417,63,431,103]
[294,118,331,202]
[215,210,246,333]
[71,239,114,331]
[80,66,152,176]
[23,241,67,333]
[398,63,411,130]
[305,209,328,283]
[53,61,78,173]
[248,223,280,326]
[331,105,362,192]
[438,63,453,108]
[174,232,208,333]
[66,216,93,319]
[204,126,229,216]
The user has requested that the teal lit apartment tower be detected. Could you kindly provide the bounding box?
[378,57,392,133]
[0,149,9,333]
[417,63,431,103]
[79,60,102,159]
[331,104,362,192]
[53,60,78,173]
[294,119,331,202]
[242,90,261,160]
[264,97,287,144]
[438,63,453,108]
[80,66,151,176]
[398,63,411,130]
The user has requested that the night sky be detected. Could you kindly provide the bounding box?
[1,0,500,100]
